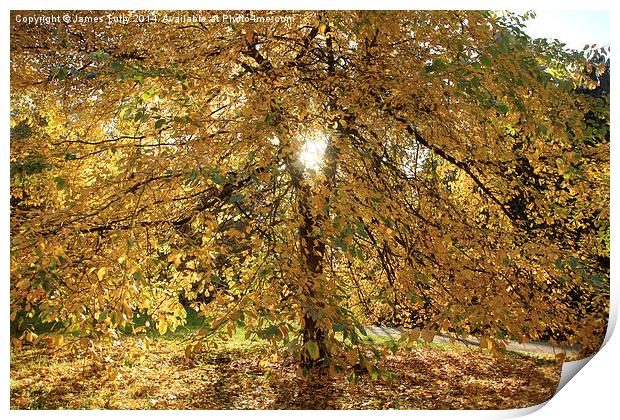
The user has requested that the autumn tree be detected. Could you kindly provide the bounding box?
[10,10,609,373]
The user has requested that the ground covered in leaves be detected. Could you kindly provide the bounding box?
[10,333,561,410]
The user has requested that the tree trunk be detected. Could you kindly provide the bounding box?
[299,195,327,366]
[285,135,339,367]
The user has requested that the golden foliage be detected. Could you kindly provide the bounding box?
[10,10,609,368]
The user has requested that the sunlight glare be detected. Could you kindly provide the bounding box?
[299,132,328,171]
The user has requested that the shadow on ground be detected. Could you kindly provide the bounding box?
[10,339,561,410]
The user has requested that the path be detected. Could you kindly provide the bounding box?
[366,325,581,356]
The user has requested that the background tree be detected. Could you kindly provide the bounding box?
[10,10,609,374]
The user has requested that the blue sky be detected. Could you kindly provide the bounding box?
[522,10,610,51]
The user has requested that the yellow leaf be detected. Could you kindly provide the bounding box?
[407,328,421,348]
[305,340,320,360]
[185,344,194,359]
[421,328,435,343]
[24,330,38,342]
[555,352,566,364]
[158,319,168,335]
[122,302,132,319]
[480,336,493,351]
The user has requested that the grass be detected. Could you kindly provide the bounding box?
[153,309,421,352]
[10,314,562,410]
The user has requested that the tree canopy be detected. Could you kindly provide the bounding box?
[10,10,609,375]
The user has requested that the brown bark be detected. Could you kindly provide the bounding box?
[298,183,327,365]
